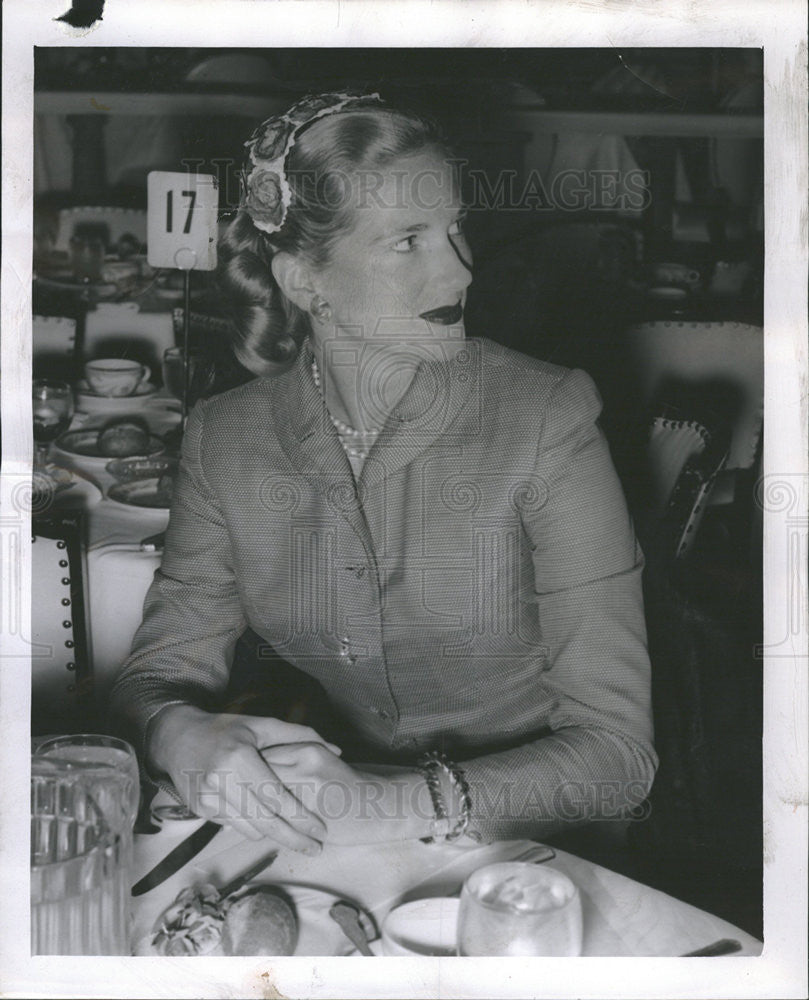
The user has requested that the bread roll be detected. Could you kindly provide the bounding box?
[220,888,298,956]
[97,420,151,457]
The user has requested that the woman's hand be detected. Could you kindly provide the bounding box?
[260,742,433,845]
[148,705,340,853]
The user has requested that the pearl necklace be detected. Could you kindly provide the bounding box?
[311,358,381,460]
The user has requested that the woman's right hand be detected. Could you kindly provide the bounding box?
[147,704,340,853]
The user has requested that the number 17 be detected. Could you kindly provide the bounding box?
[166,190,197,234]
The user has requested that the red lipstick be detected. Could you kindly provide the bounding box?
[419,302,463,325]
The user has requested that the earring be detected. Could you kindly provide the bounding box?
[309,295,332,323]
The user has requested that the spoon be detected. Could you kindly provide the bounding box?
[329,900,375,956]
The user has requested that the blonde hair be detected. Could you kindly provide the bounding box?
[217,106,453,373]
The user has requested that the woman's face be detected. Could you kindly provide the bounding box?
[311,151,473,344]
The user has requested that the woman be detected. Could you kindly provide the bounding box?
[111,92,656,855]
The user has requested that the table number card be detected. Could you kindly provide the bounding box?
[147,171,218,271]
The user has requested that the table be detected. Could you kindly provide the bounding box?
[131,801,763,958]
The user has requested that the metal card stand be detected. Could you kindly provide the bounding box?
[173,246,198,432]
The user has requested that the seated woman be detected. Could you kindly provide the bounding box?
[111,92,657,854]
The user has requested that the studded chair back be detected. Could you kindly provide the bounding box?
[53,206,147,253]
[624,320,763,474]
[82,301,174,378]
[31,512,92,736]
[643,410,730,563]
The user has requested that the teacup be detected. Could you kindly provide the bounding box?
[381,897,460,956]
[84,358,151,397]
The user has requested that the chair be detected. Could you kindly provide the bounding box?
[623,321,763,482]
[31,512,93,736]
[642,410,730,563]
[82,301,175,377]
[85,542,162,718]
[626,328,763,911]
[33,314,77,380]
[53,206,147,254]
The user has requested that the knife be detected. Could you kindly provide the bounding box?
[131,820,222,896]
[681,938,742,957]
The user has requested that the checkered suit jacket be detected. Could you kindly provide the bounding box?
[111,337,657,841]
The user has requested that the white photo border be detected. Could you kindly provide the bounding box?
[1,2,806,998]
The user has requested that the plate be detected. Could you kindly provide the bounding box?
[107,477,173,510]
[31,464,103,511]
[55,428,165,460]
[289,884,378,957]
[77,379,157,400]
[136,883,378,957]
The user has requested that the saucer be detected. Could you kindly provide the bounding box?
[75,380,158,416]
[76,378,157,402]
[77,379,156,399]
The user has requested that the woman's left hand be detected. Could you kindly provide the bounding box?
[260,743,432,845]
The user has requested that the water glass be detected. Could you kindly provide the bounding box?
[31,756,131,954]
[457,862,583,956]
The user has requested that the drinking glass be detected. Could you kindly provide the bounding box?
[457,862,583,956]
[69,224,107,283]
[32,379,74,466]
[31,756,131,954]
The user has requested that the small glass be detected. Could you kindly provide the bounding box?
[457,862,583,956]
[69,233,105,284]
[32,379,74,466]
[31,756,131,954]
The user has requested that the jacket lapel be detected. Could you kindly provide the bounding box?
[271,341,374,548]
[359,338,479,490]
[271,337,478,519]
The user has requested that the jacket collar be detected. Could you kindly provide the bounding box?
[272,336,479,489]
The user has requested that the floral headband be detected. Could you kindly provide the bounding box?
[241,91,383,235]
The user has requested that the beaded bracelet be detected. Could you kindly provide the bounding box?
[417,751,473,843]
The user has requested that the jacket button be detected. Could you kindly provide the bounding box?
[338,637,357,664]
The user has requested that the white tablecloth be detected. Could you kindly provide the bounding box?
[131,807,763,958]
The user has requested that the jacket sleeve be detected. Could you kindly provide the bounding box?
[460,367,658,843]
[109,399,247,762]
